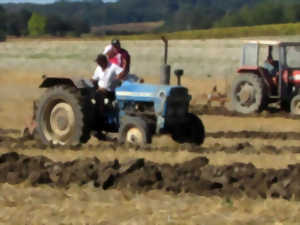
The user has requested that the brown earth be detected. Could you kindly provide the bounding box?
[191,104,300,120]
[1,151,300,201]
[2,128,300,155]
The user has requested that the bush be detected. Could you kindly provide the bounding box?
[28,12,47,36]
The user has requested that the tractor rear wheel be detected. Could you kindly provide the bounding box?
[290,95,300,115]
[230,74,267,114]
[34,85,91,146]
[119,116,151,146]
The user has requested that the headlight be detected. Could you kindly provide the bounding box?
[158,91,166,100]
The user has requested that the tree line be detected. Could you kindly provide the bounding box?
[1,0,300,41]
[215,1,300,28]
[161,0,300,31]
[0,5,90,41]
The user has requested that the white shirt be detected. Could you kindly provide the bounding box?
[103,44,112,54]
[92,63,123,92]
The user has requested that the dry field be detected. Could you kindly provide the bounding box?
[91,21,164,34]
[1,37,300,225]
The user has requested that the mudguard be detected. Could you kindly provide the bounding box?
[39,77,93,89]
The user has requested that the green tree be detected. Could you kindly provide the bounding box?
[28,12,47,36]
[0,6,7,41]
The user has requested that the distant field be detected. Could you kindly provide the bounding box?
[165,22,300,40]
[2,36,300,128]
[91,21,164,34]
[0,37,238,130]
[87,22,300,40]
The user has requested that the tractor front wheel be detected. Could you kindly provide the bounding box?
[230,74,267,114]
[171,113,205,145]
[119,116,152,146]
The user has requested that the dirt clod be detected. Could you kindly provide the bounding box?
[0,152,298,200]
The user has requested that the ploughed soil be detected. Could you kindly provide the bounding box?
[206,131,300,140]
[1,151,300,201]
[191,104,300,120]
[2,128,300,201]
[1,128,300,155]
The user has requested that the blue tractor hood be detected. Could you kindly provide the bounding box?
[115,81,190,131]
[115,81,183,101]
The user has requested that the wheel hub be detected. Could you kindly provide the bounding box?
[56,116,68,131]
[237,83,255,106]
[126,128,144,145]
[43,102,75,145]
[50,103,74,136]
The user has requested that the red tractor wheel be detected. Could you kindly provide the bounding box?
[290,95,300,115]
[230,74,267,114]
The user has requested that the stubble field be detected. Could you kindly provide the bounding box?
[1,37,300,225]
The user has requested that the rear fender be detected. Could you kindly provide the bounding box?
[237,66,260,74]
[39,77,86,89]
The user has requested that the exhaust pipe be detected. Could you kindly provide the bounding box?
[174,69,184,86]
[160,36,171,85]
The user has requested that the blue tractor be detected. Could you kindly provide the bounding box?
[33,37,204,146]
[33,70,205,146]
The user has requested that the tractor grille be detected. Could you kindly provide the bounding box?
[166,88,190,118]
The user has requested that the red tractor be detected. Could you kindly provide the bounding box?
[230,40,300,115]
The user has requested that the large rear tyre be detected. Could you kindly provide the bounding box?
[290,95,300,115]
[34,85,91,146]
[230,74,267,114]
[171,113,205,145]
[119,116,151,146]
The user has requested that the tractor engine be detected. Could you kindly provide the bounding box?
[116,81,189,132]
[115,80,204,145]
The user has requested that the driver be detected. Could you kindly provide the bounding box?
[111,39,130,77]
[91,54,125,140]
[92,54,124,101]
[263,54,277,76]
[103,44,121,66]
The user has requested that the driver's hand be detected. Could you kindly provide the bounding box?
[97,88,107,94]
[113,77,122,87]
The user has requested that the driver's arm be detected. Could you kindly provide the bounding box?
[113,64,125,81]
[116,70,126,80]
[91,66,102,87]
